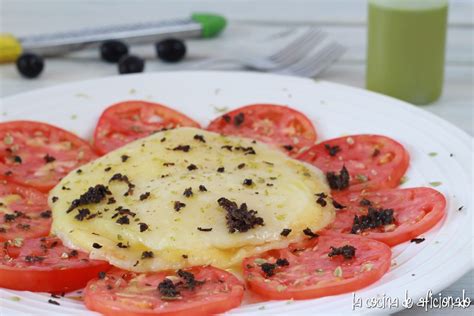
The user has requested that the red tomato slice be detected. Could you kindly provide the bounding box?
[0,236,110,293]
[243,234,391,300]
[93,101,201,155]
[298,135,409,192]
[206,104,317,156]
[324,188,446,246]
[0,121,97,192]
[84,266,244,316]
[0,181,51,241]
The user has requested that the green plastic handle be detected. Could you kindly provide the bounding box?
[191,13,227,38]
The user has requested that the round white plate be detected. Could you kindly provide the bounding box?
[0,72,472,315]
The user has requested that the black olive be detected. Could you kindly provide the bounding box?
[118,55,145,74]
[155,38,186,63]
[100,40,129,63]
[16,53,44,78]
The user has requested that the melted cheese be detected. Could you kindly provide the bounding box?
[51,127,334,271]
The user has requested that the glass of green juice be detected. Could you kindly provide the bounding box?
[366,0,448,105]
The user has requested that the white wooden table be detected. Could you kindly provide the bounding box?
[0,1,472,315]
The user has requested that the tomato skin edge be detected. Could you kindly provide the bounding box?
[243,235,392,301]
[84,280,244,316]
[245,262,390,300]
[92,100,201,156]
[0,262,111,293]
[0,120,97,192]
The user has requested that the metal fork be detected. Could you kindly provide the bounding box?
[189,27,327,72]
[276,42,346,77]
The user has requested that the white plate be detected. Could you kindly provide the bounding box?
[0,71,472,315]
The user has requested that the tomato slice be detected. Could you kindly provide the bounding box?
[84,266,244,316]
[207,104,317,156]
[0,181,51,241]
[0,121,97,192]
[298,135,409,192]
[243,234,391,300]
[93,101,201,155]
[324,188,446,246]
[1,236,110,293]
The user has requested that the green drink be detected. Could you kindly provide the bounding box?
[366,0,448,105]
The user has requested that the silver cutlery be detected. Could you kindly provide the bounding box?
[189,27,345,77]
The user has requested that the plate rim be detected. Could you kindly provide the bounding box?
[1,71,472,315]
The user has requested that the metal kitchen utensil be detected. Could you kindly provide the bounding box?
[0,13,226,63]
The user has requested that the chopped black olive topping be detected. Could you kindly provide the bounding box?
[40,210,52,218]
[359,198,372,207]
[163,162,175,167]
[182,254,188,259]
[174,201,186,212]
[351,207,395,234]
[48,299,60,306]
[324,144,341,157]
[332,199,346,209]
[328,245,356,260]
[104,167,112,172]
[158,278,180,298]
[74,208,91,221]
[183,187,193,198]
[116,216,130,225]
[315,192,328,207]
[109,173,135,196]
[234,113,245,126]
[260,262,276,277]
[117,242,129,248]
[44,154,56,163]
[237,163,246,169]
[303,228,318,239]
[17,223,30,230]
[69,250,78,257]
[243,179,253,186]
[198,185,207,192]
[67,185,110,213]
[138,222,149,232]
[4,211,25,222]
[12,155,22,164]
[187,164,198,171]
[410,238,425,244]
[234,146,256,155]
[222,114,231,123]
[139,192,150,201]
[326,166,350,190]
[276,258,290,267]
[217,167,225,173]
[193,134,206,143]
[197,227,212,232]
[283,144,294,151]
[121,155,130,162]
[221,145,233,151]
[92,243,102,249]
[173,145,191,152]
[177,269,205,290]
[217,197,264,233]
[160,137,166,143]
[98,271,106,279]
[25,255,45,263]
[372,148,381,157]
[280,228,292,237]
[107,197,116,204]
[141,251,154,259]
